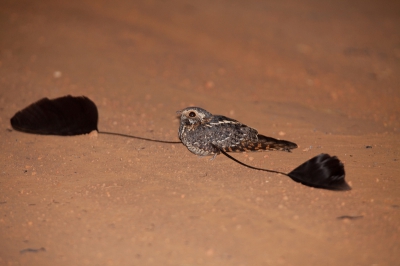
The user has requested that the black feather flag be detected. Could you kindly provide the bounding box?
[11,95,98,135]
[287,153,350,190]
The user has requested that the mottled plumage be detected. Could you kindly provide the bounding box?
[177,107,297,158]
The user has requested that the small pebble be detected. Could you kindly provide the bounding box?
[53,71,62,78]
[89,130,98,138]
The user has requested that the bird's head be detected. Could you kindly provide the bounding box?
[176,107,212,127]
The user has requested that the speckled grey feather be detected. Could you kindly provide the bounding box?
[177,107,298,157]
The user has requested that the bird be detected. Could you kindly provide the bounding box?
[177,107,298,158]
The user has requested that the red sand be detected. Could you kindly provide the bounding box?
[1,0,399,265]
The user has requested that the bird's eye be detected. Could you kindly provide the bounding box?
[189,111,196,118]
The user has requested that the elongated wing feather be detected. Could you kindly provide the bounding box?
[287,153,351,190]
[10,95,98,136]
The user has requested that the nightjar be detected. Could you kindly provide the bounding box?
[177,107,298,158]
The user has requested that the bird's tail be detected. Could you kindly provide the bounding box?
[222,134,298,153]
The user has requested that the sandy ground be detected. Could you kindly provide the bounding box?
[1,0,399,265]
